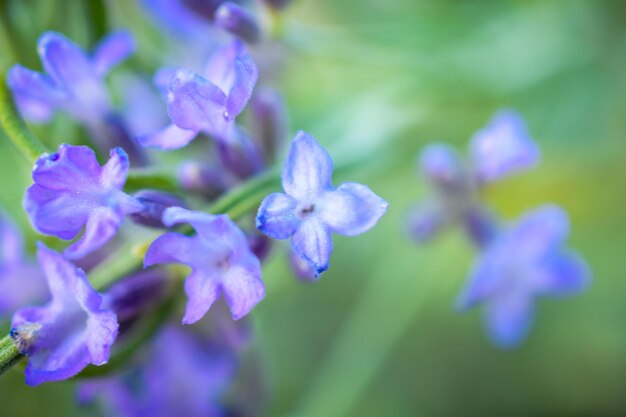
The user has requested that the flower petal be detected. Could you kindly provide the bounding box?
[101,147,130,189]
[221,261,264,320]
[256,192,299,239]
[320,182,388,236]
[138,123,198,150]
[64,208,124,260]
[182,270,221,325]
[38,31,96,89]
[469,110,540,183]
[291,218,332,275]
[92,30,135,77]
[166,69,228,137]
[484,294,534,349]
[282,131,334,200]
[144,231,195,267]
[7,65,64,107]
[507,205,570,261]
[31,145,101,191]
[535,251,591,296]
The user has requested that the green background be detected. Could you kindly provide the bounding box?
[0,0,625,416]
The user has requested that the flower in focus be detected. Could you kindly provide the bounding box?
[139,40,258,149]
[78,324,236,417]
[455,205,590,348]
[11,243,118,385]
[144,207,265,323]
[256,131,388,276]
[0,212,48,315]
[7,31,133,124]
[24,144,143,260]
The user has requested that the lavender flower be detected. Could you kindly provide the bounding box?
[7,31,133,125]
[23,144,143,260]
[0,213,48,315]
[11,243,118,385]
[139,40,258,149]
[214,2,261,44]
[456,205,590,348]
[144,207,265,323]
[256,131,388,276]
[78,324,236,417]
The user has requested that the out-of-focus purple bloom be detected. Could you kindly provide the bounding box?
[247,233,272,263]
[144,207,265,323]
[215,128,265,179]
[215,2,261,44]
[456,205,590,348]
[130,190,187,228]
[78,324,236,417]
[405,201,449,244]
[469,110,540,183]
[23,144,143,260]
[420,143,470,193]
[7,31,133,125]
[256,131,388,276]
[261,0,293,10]
[11,244,118,386]
[142,0,223,39]
[178,160,232,199]
[0,213,48,315]
[139,40,258,149]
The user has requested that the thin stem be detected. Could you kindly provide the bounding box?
[0,335,23,376]
[0,70,49,164]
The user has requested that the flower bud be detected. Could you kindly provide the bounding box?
[216,130,265,179]
[251,88,288,162]
[178,161,231,199]
[247,233,272,262]
[288,250,318,282]
[130,190,187,228]
[215,2,261,44]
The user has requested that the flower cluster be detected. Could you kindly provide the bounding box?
[0,2,387,410]
[408,111,590,347]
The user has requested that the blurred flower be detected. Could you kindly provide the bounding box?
[256,131,388,276]
[456,205,590,348]
[78,324,236,417]
[139,40,258,149]
[0,213,48,316]
[214,2,261,44]
[11,243,118,385]
[7,31,133,125]
[144,207,265,323]
[23,145,143,260]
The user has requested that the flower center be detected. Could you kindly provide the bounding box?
[297,203,315,218]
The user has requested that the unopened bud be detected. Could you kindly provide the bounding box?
[251,88,288,162]
[215,2,261,44]
[130,190,186,228]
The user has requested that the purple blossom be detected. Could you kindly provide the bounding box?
[144,207,265,323]
[256,131,389,276]
[214,2,261,44]
[11,243,118,385]
[7,31,133,124]
[23,144,143,260]
[138,40,258,149]
[469,110,540,183]
[0,213,48,315]
[78,324,236,417]
[456,205,590,348]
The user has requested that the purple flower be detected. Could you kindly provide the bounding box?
[456,205,590,348]
[24,144,143,260]
[78,324,236,417]
[214,2,261,44]
[11,243,118,385]
[138,40,258,149]
[0,213,48,315]
[469,110,540,183]
[7,31,133,124]
[256,131,388,276]
[144,207,265,323]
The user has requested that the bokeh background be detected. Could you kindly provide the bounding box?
[0,0,625,416]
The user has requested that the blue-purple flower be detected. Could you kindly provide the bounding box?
[0,213,48,315]
[456,205,590,348]
[7,31,134,124]
[24,144,143,260]
[256,131,389,276]
[144,207,265,323]
[11,243,118,385]
[139,40,258,149]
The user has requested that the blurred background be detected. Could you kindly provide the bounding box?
[0,0,625,416]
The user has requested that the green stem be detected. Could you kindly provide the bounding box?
[0,335,23,376]
[0,70,49,164]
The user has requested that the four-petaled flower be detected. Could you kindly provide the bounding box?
[144,207,265,323]
[7,31,134,124]
[256,131,389,277]
[24,144,143,260]
[455,205,590,348]
[11,243,118,385]
[139,40,258,149]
